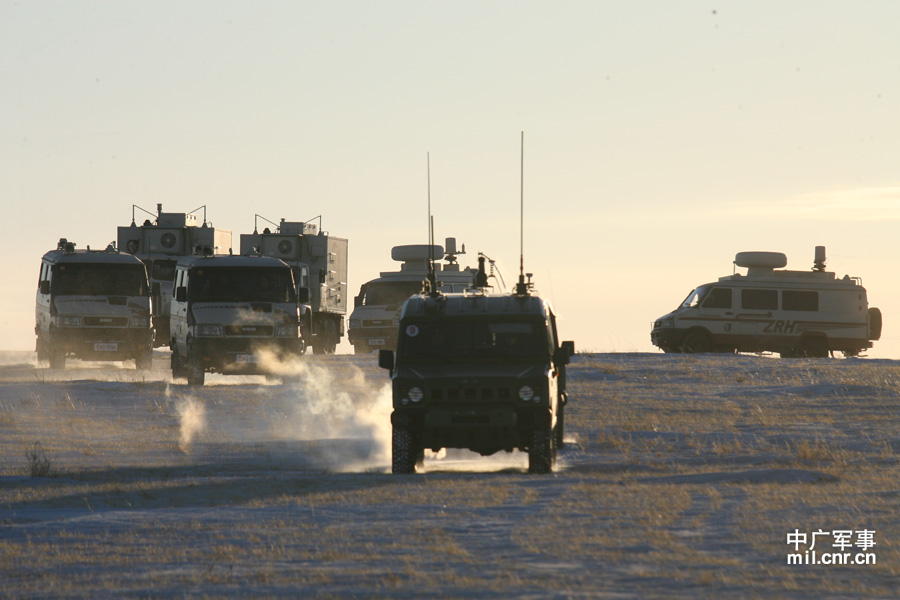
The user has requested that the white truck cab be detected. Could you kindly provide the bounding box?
[35,239,153,369]
[348,239,477,353]
[169,253,302,385]
[651,247,882,358]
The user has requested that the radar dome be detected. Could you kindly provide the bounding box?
[734,251,787,269]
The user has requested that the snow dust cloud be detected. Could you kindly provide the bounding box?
[167,351,393,472]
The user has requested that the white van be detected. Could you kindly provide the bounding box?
[169,254,302,385]
[35,239,153,369]
[651,247,881,357]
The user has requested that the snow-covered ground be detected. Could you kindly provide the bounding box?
[1,351,898,598]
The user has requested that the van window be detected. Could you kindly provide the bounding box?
[703,288,732,309]
[741,289,777,310]
[783,290,818,311]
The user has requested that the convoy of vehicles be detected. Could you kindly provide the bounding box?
[239,217,348,354]
[35,238,154,369]
[651,247,882,358]
[168,254,302,385]
[118,205,232,347]
[348,238,477,353]
[378,263,575,474]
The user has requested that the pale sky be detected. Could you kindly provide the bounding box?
[3,1,900,356]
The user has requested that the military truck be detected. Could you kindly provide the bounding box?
[118,204,232,347]
[239,216,348,354]
[651,246,882,357]
[169,253,302,385]
[349,238,477,353]
[378,264,574,474]
[35,239,154,369]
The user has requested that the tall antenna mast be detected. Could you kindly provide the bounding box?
[426,153,438,295]
[516,131,529,296]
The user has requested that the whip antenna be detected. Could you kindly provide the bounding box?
[516,131,529,295]
[426,153,438,295]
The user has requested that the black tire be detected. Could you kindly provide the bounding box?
[187,359,205,386]
[36,338,49,363]
[681,331,712,354]
[353,343,370,355]
[555,402,565,450]
[186,343,205,386]
[392,416,417,474]
[171,344,187,380]
[528,417,555,474]
[135,347,153,370]
[799,336,829,358]
[49,346,66,370]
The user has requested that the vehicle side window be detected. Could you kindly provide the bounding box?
[741,289,777,310]
[702,288,732,309]
[783,290,818,311]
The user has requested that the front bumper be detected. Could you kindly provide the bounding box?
[192,336,303,373]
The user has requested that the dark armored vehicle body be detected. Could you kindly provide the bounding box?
[380,287,574,474]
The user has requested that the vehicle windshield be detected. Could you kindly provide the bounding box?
[191,267,296,303]
[680,285,710,309]
[363,281,424,306]
[54,263,148,296]
[399,319,551,360]
[149,259,177,281]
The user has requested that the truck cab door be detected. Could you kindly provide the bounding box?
[695,287,735,339]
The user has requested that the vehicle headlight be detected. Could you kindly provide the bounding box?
[276,325,297,337]
[197,324,223,337]
[407,387,424,403]
[130,316,149,328]
[60,316,82,327]
[654,318,675,329]
[518,385,535,401]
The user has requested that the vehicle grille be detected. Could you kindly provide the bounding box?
[224,325,274,337]
[84,317,128,327]
[362,319,391,327]
[430,386,512,403]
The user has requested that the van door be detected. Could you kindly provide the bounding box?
[693,286,735,343]
[169,268,189,349]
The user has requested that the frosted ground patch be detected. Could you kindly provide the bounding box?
[0,352,898,598]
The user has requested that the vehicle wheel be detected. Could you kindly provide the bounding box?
[171,344,186,380]
[392,414,421,474]
[36,338,50,363]
[187,360,205,386]
[680,331,712,354]
[135,347,153,370]
[555,402,565,450]
[186,345,205,386]
[799,337,829,358]
[353,343,369,355]
[49,346,66,370]
[528,417,555,474]
[313,321,339,355]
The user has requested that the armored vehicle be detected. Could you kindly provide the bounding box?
[35,239,153,369]
[169,253,302,385]
[239,217,348,354]
[349,238,476,353]
[651,247,882,357]
[378,266,574,474]
[118,204,232,347]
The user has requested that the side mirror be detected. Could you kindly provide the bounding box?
[298,287,310,304]
[556,340,575,365]
[39,280,50,295]
[175,287,187,303]
[378,349,394,372]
